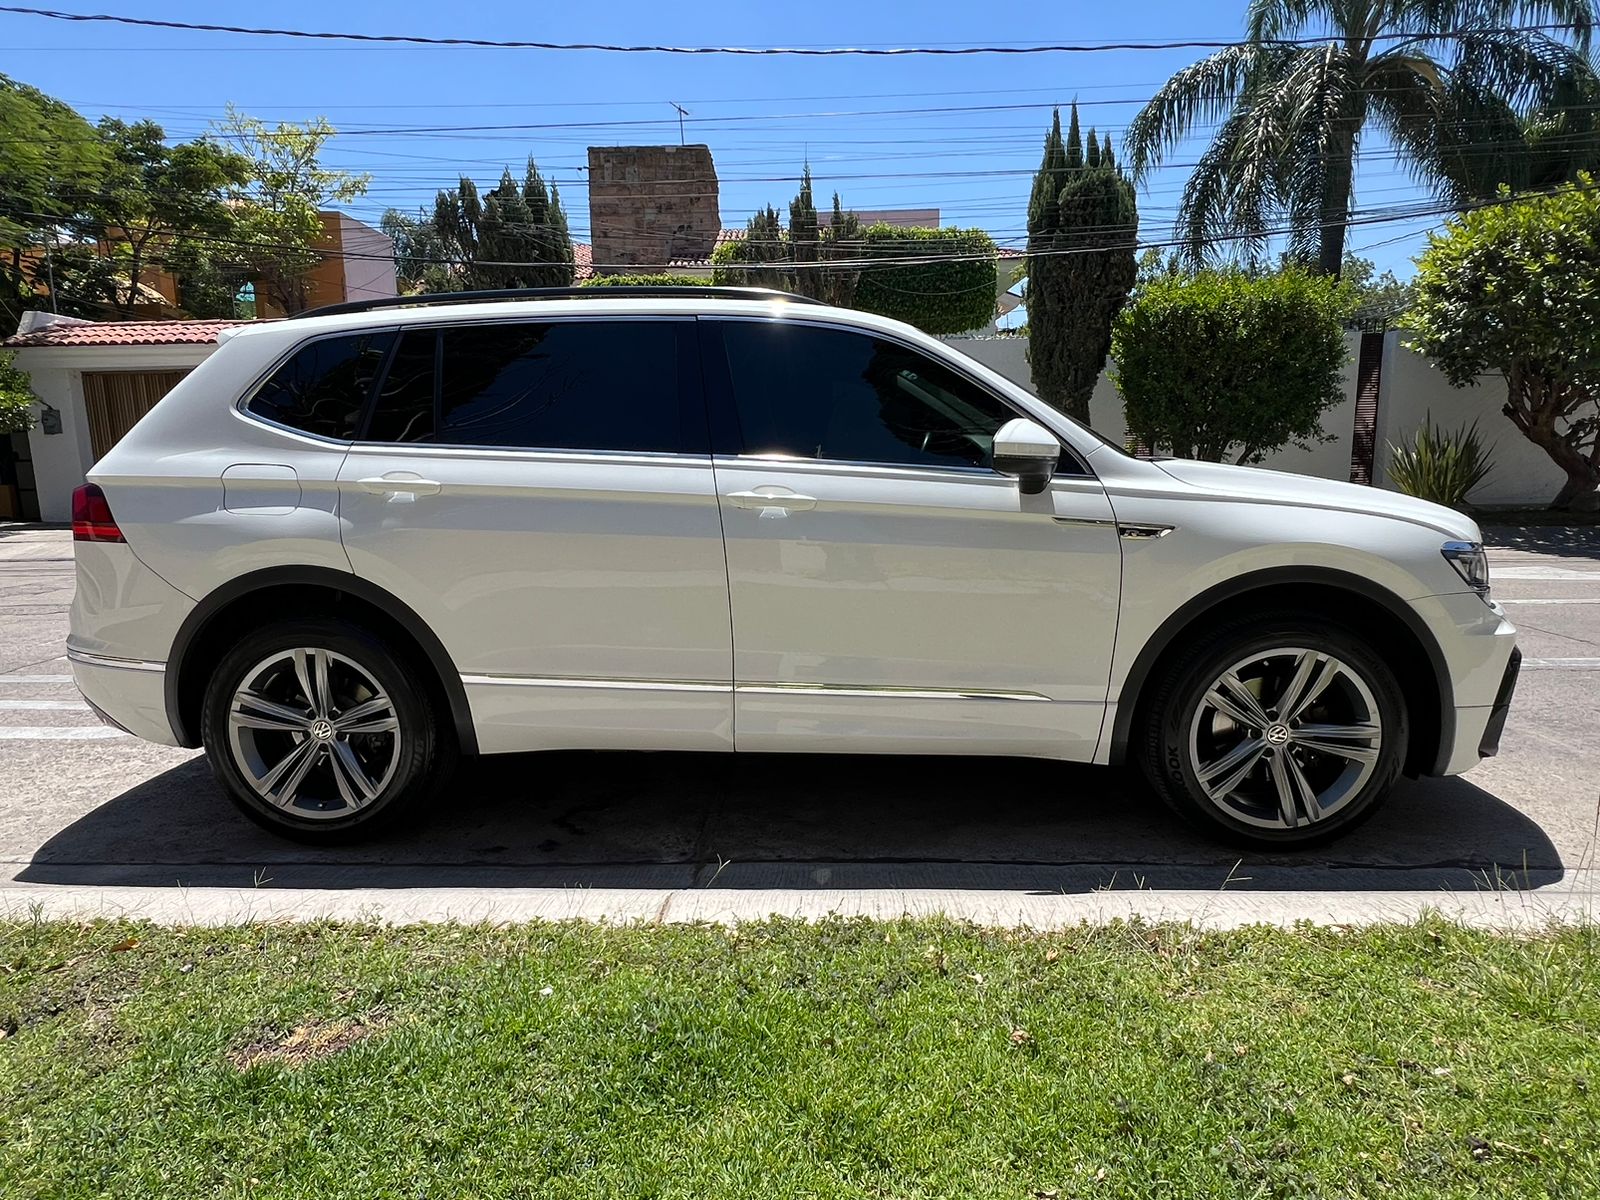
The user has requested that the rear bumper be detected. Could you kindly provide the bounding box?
[67,649,180,747]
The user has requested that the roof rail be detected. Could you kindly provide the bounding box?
[287,285,826,320]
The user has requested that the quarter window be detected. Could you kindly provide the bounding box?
[719,321,1019,471]
[247,331,395,440]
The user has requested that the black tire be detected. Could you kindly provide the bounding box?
[1138,611,1408,849]
[201,617,454,843]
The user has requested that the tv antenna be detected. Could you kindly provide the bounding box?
[669,101,689,145]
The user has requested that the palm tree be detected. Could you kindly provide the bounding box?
[1124,0,1597,275]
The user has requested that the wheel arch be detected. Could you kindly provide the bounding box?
[1107,566,1452,777]
[165,566,478,755]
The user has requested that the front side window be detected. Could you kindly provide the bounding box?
[247,331,395,440]
[719,321,1018,471]
[361,320,686,453]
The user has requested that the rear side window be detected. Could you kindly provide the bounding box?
[247,331,395,440]
[717,321,1016,471]
[361,320,689,453]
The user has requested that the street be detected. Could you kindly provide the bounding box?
[2,523,1597,927]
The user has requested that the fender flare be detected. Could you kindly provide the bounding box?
[1106,565,1454,774]
[164,565,478,755]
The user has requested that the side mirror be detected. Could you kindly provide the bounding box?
[992,417,1060,495]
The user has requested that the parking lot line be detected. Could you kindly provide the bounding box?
[1500,597,1600,605]
[0,699,87,710]
[1521,657,1600,669]
[0,675,74,684]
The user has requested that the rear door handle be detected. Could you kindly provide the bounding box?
[725,488,818,512]
[358,473,442,502]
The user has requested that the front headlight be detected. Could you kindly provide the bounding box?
[1441,540,1490,598]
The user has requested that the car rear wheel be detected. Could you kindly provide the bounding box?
[201,618,452,843]
[1139,614,1408,848]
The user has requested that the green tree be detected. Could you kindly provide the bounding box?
[1111,267,1354,462]
[1124,0,1595,276]
[379,207,454,293]
[424,159,572,291]
[0,75,106,332]
[81,118,251,317]
[210,108,371,314]
[0,351,36,434]
[1406,177,1600,510]
[1025,105,1139,422]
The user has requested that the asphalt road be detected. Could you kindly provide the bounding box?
[2,523,1597,927]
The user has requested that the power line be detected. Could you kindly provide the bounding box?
[0,6,1586,56]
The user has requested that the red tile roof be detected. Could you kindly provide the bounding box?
[4,319,251,349]
[572,242,594,281]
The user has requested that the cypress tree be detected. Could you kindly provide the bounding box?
[1025,103,1140,422]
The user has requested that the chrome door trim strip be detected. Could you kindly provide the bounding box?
[1052,516,1117,529]
[461,674,1052,702]
[735,683,1052,703]
[67,649,166,673]
[462,674,730,693]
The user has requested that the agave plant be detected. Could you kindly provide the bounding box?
[1386,415,1494,508]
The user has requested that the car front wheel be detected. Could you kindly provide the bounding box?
[201,618,451,843]
[1140,615,1409,848]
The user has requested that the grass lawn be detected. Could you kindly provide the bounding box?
[2,917,1597,1199]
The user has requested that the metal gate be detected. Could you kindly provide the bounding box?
[81,370,190,461]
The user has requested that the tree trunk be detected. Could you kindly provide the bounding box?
[1502,371,1600,510]
[1316,136,1356,278]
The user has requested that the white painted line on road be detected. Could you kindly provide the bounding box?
[0,699,86,710]
[1500,597,1600,605]
[0,726,124,739]
[0,674,72,684]
[1522,657,1600,669]
[1494,567,1600,580]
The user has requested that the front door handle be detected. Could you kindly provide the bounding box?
[358,473,442,502]
[726,488,818,512]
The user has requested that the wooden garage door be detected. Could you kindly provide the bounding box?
[81,371,190,461]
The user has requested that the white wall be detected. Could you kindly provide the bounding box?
[1373,330,1565,509]
[339,214,398,301]
[948,332,1561,507]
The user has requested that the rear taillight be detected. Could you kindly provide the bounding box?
[71,483,124,543]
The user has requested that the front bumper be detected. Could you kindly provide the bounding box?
[1476,646,1521,759]
[68,649,180,747]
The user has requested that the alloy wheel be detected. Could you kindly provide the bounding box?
[1187,646,1383,832]
[225,647,402,819]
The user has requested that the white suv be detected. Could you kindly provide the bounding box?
[68,287,1520,846]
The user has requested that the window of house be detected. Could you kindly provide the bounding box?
[718,321,1020,471]
[246,331,395,440]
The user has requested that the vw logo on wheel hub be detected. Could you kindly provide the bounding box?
[1266,723,1291,746]
[310,718,335,742]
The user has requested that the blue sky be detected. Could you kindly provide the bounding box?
[0,0,1442,276]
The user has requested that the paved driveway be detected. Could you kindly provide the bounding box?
[2,523,1597,926]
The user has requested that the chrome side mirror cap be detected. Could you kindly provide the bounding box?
[992,417,1061,495]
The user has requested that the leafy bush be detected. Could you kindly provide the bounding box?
[0,351,36,434]
[1110,267,1354,463]
[1386,416,1493,508]
[714,217,999,336]
[580,273,712,288]
[1406,176,1600,509]
[850,225,999,336]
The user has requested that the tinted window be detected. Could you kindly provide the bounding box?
[366,329,435,444]
[720,322,1015,470]
[247,331,394,440]
[390,320,683,452]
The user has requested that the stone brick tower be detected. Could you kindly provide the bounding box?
[586,144,721,273]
